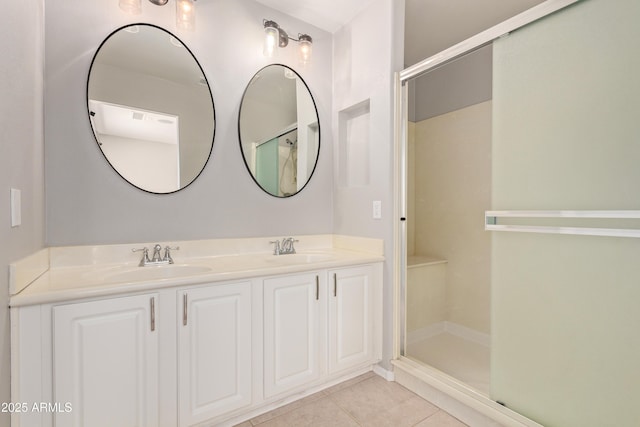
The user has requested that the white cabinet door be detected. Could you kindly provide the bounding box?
[263,273,324,398]
[328,265,374,374]
[53,293,159,427]
[178,282,252,427]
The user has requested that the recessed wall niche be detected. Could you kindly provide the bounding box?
[338,99,370,187]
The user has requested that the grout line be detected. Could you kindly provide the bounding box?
[411,409,442,427]
[324,379,366,426]
[335,397,364,427]
[249,392,327,426]
[410,410,470,427]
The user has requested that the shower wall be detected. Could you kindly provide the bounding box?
[408,100,492,334]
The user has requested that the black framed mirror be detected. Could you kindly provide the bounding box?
[238,64,320,197]
[87,23,215,194]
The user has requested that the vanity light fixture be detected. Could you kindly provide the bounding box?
[118,0,196,31]
[263,19,313,65]
[119,0,142,14]
[176,0,195,31]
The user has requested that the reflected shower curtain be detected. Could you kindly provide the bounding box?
[256,138,279,195]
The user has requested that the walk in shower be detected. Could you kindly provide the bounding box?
[404,45,492,395]
[396,1,640,426]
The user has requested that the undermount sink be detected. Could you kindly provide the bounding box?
[266,253,335,264]
[103,264,213,282]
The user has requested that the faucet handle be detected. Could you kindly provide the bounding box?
[163,246,180,264]
[289,238,299,253]
[269,240,281,255]
[132,247,150,266]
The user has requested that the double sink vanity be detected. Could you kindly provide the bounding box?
[9,17,380,427]
[10,235,383,427]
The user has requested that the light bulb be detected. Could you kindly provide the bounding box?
[263,22,279,58]
[298,34,312,65]
[176,0,195,31]
[119,0,141,15]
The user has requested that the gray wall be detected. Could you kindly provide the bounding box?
[0,0,45,423]
[332,0,405,370]
[45,0,333,245]
[409,45,492,123]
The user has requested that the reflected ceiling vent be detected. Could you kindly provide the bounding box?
[88,99,179,145]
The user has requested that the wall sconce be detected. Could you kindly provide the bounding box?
[119,0,196,31]
[263,20,313,65]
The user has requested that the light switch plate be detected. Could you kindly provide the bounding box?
[11,188,21,227]
[373,200,382,219]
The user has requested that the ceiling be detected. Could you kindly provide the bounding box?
[404,0,545,66]
[254,0,545,66]
[252,0,377,34]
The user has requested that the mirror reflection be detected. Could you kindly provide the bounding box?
[87,24,215,194]
[239,65,320,197]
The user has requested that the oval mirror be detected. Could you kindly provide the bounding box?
[238,65,320,197]
[87,24,215,194]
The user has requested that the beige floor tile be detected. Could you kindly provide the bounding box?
[359,395,440,427]
[249,392,327,425]
[328,375,416,423]
[236,374,469,427]
[253,396,358,427]
[415,410,468,427]
[323,371,375,395]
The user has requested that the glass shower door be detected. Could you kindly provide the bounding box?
[489,1,640,426]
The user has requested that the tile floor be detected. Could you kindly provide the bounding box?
[235,372,468,427]
[406,332,490,395]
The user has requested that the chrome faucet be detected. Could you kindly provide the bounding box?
[269,237,298,255]
[151,244,163,263]
[281,237,298,254]
[133,244,180,266]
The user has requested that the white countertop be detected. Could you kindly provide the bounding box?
[10,235,384,307]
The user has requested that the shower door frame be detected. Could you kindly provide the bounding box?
[391,1,580,426]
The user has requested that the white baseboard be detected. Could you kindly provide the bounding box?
[407,321,490,348]
[443,322,490,347]
[406,322,445,345]
[373,363,395,381]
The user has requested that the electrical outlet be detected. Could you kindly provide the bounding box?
[373,200,382,219]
